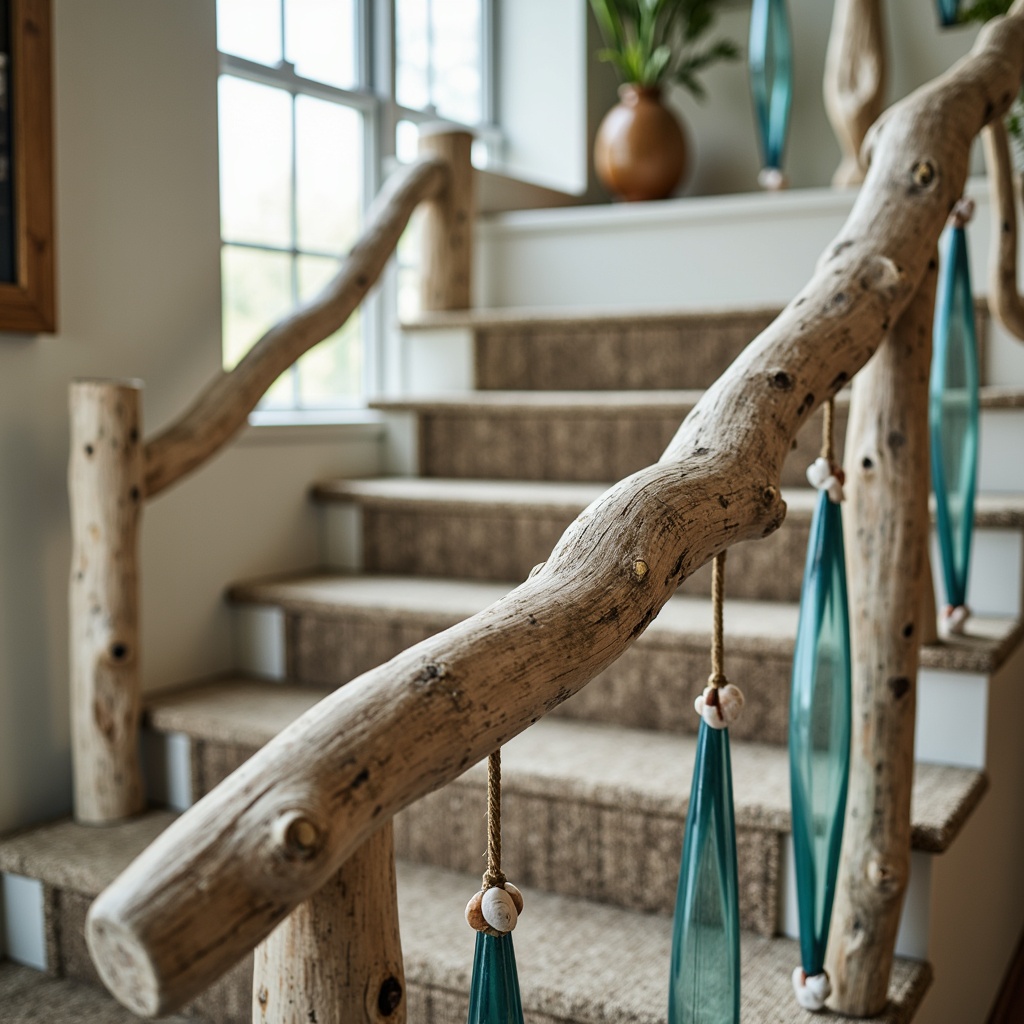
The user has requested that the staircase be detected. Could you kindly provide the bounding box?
[4,209,1024,1024]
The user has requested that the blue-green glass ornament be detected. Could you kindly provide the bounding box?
[669,721,741,1024]
[789,490,851,980]
[934,0,960,27]
[749,0,793,176]
[930,222,980,612]
[466,931,525,1024]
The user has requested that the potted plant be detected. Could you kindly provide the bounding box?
[590,0,739,200]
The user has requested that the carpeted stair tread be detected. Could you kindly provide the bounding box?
[0,961,193,1023]
[396,860,931,1024]
[0,811,176,896]
[229,571,1022,677]
[138,683,985,857]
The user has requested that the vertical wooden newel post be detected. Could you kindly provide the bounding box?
[826,266,937,1014]
[823,0,886,188]
[69,379,145,824]
[253,821,406,1024]
[418,127,474,312]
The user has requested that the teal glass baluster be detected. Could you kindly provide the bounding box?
[789,489,851,983]
[934,0,960,27]
[749,0,793,184]
[930,218,980,615]
[466,931,525,1024]
[669,722,741,1024]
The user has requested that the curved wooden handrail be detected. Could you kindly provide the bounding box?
[143,156,447,498]
[86,8,1024,1018]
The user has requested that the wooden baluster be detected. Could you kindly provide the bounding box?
[418,127,474,311]
[69,379,145,823]
[252,822,406,1024]
[824,0,887,187]
[826,264,936,1013]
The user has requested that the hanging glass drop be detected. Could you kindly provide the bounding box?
[669,722,741,1024]
[930,222,980,612]
[466,931,525,1024]
[789,490,851,980]
[934,0,960,28]
[749,0,793,182]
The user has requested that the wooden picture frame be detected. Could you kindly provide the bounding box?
[0,0,55,333]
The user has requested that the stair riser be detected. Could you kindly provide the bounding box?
[187,738,780,937]
[474,313,776,391]
[416,406,837,489]
[282,607,793,744]
[414,404,1021,492]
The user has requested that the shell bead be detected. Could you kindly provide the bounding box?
[465,890,487,931]
[694,683,745,729]
[791,967,832,1011]
[503,882,525,914]
[481,886,518,933]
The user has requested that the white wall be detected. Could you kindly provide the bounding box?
[0,1,383,836]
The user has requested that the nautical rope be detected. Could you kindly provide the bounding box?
[483,750,506,890]
[821,398,835,466]
[709,551,727,689]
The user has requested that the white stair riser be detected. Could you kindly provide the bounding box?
[231,605,287,680]
[1,874,46,970]
[779,840,932,961]
[978,407,1024,491]
[934,527,1023,618]
[400,327,475,395]
[141,731,194,812]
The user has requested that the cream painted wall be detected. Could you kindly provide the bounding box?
[0,1,384,837]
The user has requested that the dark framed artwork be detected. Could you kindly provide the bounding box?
[0,0,54,333]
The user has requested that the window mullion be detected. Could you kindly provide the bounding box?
[289,90,302,409]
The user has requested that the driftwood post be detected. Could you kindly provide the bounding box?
[253,823,405,1024]
[418,127,474,311]
[826,266,936,1013]
[824,0,887,187]
[68,380,145,823]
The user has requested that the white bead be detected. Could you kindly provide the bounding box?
[806,457,831,489]
[952,197,976,227]
[503,882,524,914]
[792,967,832,1011]
[942,604,970,636]
[824,475,845,504]
[694,683,745,729]
[758,166,788,191]
[480,886,518,933]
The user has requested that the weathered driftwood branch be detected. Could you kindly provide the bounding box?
[253,822,405,1024]
[983,118,1024,340]
[824,0,887,187]
[69,380,146,823]
[826,263,936,1015]
[143,157,447,498]
[418,128,474,312]
[86,11,1024,1016]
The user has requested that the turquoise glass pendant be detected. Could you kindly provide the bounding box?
[789,490,851,983]
[669,722,741,1024]
[466,931,525,1024]
[930,222,980,614]
[934,0,960,27]
[749,0,793,183]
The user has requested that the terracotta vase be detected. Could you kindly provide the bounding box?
[594,84,689,201]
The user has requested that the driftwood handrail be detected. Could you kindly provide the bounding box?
[86,9,1024,1020]
[68,130,472,826]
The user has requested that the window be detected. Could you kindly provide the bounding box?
[216,0,493,412]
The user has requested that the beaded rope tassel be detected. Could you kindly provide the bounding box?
[464,749,526,1024]
[668,552,742,1024]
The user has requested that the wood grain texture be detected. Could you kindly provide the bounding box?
[826,264,936,1014]
[417,129,473,312]
[68,381,145,823]
[142,157,446,498]
[253,823,406,1024]
[983,119,1024,340]
[824,0,886,187]
[86,12,1024,1015]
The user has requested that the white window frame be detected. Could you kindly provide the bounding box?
[217,0,497,416]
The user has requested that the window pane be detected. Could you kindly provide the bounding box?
[219,77,293,247]
[396,0,430,112]
[395,118,419,164]
[431,0,481,124]
[221,245,294,370]
[296,255,363,404]
[285,0,358,89]
[295,96,362,255]
[217,0,283,66]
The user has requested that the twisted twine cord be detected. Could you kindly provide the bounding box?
[483,750,506,889]
[821,398,836,465]
[709,550,727,688]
